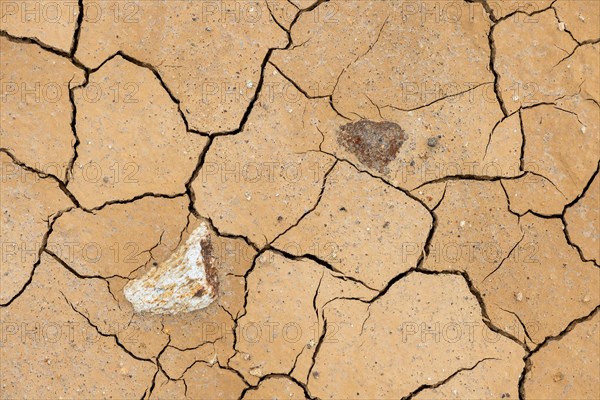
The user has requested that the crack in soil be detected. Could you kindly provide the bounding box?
[2,0,598,396]
[518,305,600,399]
[69,0,84,57]
[482,231,525,283]
[402,357,499,400]
[0,206,74,307]
[268,160,338,245]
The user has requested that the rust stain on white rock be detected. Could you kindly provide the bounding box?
[124,224,219,314]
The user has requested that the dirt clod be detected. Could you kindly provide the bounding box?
[337,120,407,173]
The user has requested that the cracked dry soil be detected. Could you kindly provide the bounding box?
[0,0,599,399]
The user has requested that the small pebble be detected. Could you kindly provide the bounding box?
[515,292,523,302]
[582,294,590,303]
[553,372,564,382]
[427,136,439,147]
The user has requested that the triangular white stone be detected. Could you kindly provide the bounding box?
[124,223,218,314]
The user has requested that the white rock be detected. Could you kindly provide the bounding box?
[123,223,218,314]
[515,292,523,302]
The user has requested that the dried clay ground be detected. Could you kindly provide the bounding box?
[1,0,599,399]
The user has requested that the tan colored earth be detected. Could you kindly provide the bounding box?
[1,1,598,399]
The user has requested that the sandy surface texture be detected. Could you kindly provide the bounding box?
[1,1,599,399]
